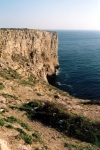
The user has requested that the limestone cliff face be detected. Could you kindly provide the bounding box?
[0,29,59,81]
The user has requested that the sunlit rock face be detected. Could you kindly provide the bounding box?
[0,29,59,81]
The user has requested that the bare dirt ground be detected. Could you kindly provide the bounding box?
[0,76,100,150]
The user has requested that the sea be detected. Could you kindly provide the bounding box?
[49,30,100,100]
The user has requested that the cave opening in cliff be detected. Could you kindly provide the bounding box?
[47,65,59,87]
[47,74,57,86]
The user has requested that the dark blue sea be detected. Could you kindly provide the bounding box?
[49,30,100,100]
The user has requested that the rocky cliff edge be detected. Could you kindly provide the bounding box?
[0,29,59,81]
[0,29,100,150]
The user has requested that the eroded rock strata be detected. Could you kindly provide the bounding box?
[0,29,59,81]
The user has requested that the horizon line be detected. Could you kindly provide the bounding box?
[0,28,100,31]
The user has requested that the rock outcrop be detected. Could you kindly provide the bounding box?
[0,29,59,81]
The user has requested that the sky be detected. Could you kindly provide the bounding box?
[0,0,100,30]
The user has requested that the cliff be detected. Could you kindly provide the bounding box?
[0,29,100,150]
[0,29,59,81]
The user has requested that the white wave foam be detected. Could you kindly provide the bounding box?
[56,82,61,86]
[56,68,60,75]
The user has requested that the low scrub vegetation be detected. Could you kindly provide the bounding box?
[32,132,41,142]
[20,80,34,86]
[1,93,18,100]
[5,116,31,131]
[0,118,5,126]
[28,74,36,84]
[0,116,32,144]
[64,142,95,150]
[6,124,14,129]
[19,100,100,147]
[0,107,8,114]
[0,67,21,80]
[16,128,32,144]
[0,82,4,90]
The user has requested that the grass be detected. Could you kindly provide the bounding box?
[32,132,41,142]
[20,80,34,86]
[0,118,5,126]
[16,128,32,144]
[19,101,100,147]
[11,86,15,91]
[0,115,32,144]
[5,116,31,131]
[28,74,36,84]
[1,93,18,100]
[5,116,18,123]
[0,67,21,80]
[0,82,4,90]
[19,121,31,131]
[64,142,96,150]
[64,142,79,149]
[0,116,32,144]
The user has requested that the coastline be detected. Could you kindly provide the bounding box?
[0,29,100,149]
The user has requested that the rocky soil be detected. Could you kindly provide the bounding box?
[0,71,100,150]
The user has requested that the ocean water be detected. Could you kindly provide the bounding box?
[49,30,100,100]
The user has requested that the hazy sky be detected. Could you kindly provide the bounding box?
[0,0,100,30]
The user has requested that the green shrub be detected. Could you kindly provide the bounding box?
[19,121,31,131]
[19,101,100,147]
[0,118,5,126]
[6,124,14,129]
[5,116,18,123]
[0,82,4,90]
[64,142,76,149]
[32,132,41,141]
[19,100,42,112]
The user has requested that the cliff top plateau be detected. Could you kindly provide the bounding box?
[0,29,100,150]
